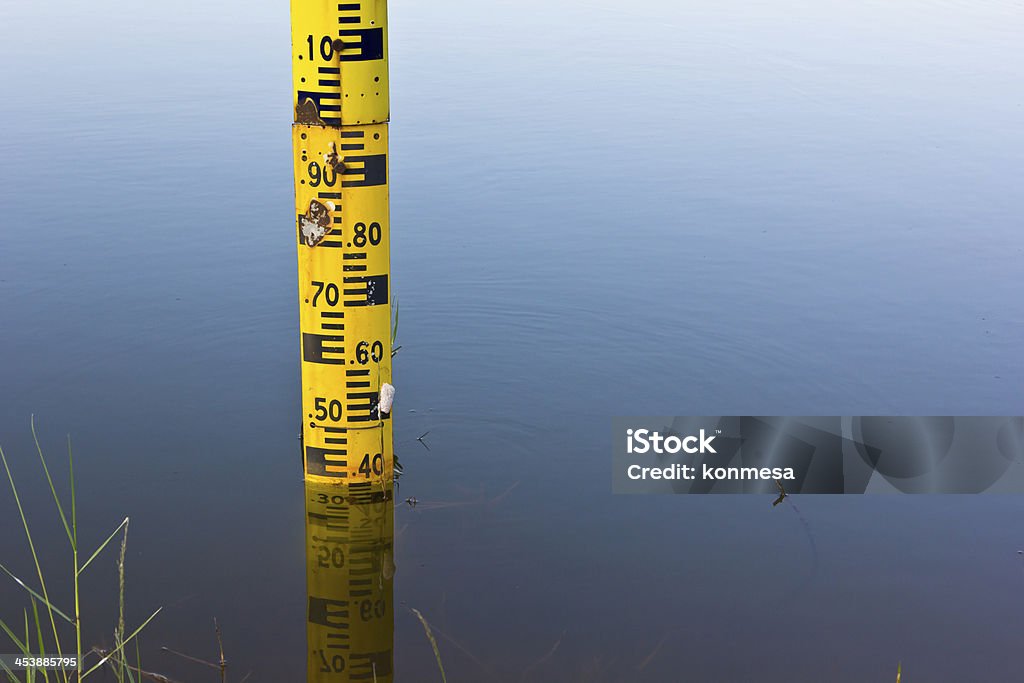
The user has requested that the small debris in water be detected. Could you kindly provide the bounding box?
[379,382,395,414]
[772,478,788,507]
[416,430,431,451]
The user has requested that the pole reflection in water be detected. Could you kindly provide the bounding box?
[305,481,395,682]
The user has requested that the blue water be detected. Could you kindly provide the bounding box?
[1,0,1022,680]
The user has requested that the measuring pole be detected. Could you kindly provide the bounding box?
[290,1,393,484]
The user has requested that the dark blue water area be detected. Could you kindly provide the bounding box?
[1,0,1022,680]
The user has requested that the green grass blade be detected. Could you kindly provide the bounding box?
[30,416,73,546]
[116,522,128,683]
[0,563,73,624]
[67,436,82,683]
[0,444,66,655]
[410,608,446,683]
[123,657,137,683]
[81,607,162,679]
[0,657,18,682]
[391,296,400,346]
[24,610,34,683]
[0,616,28,653]
[30,598,51,683]
[0,615,25,679]
[78,517,129,576]
[68,436,77,548]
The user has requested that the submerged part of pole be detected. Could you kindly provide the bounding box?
[305,480,394,681]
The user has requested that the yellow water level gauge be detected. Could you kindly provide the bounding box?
[292,0,393,483]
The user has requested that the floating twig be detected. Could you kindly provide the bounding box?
[410,608,447,683]
[772,478,787,507]
[519,630,565,682]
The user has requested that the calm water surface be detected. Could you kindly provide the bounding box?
[1,0,1022,680]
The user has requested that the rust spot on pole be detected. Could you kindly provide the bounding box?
[325,141,346,173]
[299,199,334,247]
[295,97,325,125]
